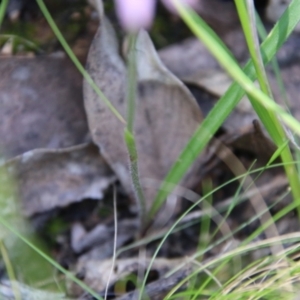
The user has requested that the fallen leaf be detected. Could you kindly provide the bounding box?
[158,37,225,96]
[114,266,191,300]
[3,143,115,217]
[193,0,240,35]
[71,218,138,254]
[0,56,89,159]
[185,70,233,98]
[228,120,277,163]
[71,257,187,296]
[158,34,251,121]
[84,12,207,210]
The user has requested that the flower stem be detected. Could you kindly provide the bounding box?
[124,33,146,227]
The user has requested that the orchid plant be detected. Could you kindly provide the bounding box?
[112,0,200,229]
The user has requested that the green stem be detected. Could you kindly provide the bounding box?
[124,129,146,226]
[124,34,146,227]
[126,34,138,133]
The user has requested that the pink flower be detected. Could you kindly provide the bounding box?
[114,0,156,32]
[114,0,199,32]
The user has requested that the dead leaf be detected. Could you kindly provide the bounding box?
[0,56,89,159]
[71,219,138,254]
[114,266,191,300]
[193,0,240,35]
[84,12,207,210]
[185,70,233,98]
[71,257,187,296]
[158,25,248,95]
[0,280,67,300]
[158,37,224,96]
[228,120,277,162]
[3,143,115,217]
[156,14,255,127]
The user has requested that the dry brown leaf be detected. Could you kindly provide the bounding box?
[3,143,115,217]
[158,42,201,79]
[158,23,248,95]
[71,257,187,296]
[228,120,277,162]
[84,13,207,209]
[185,70,233,98]
[115,266,191,300]
[193,0,240,35]
[0,56,89,159]
[71,219,138,254]
[157,29,265,163]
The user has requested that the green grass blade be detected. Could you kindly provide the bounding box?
[150,0,300,218]
[236,0,273,98]
[141,162,293,299]
[0,0,8,29]
[256,13,290,106]
[235,0,300,216]
[267,139,289,166]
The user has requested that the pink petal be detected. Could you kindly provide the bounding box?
[161,0,198,14]
[114,0,156,32]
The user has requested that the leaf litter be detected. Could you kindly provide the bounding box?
[0,0,300,298]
